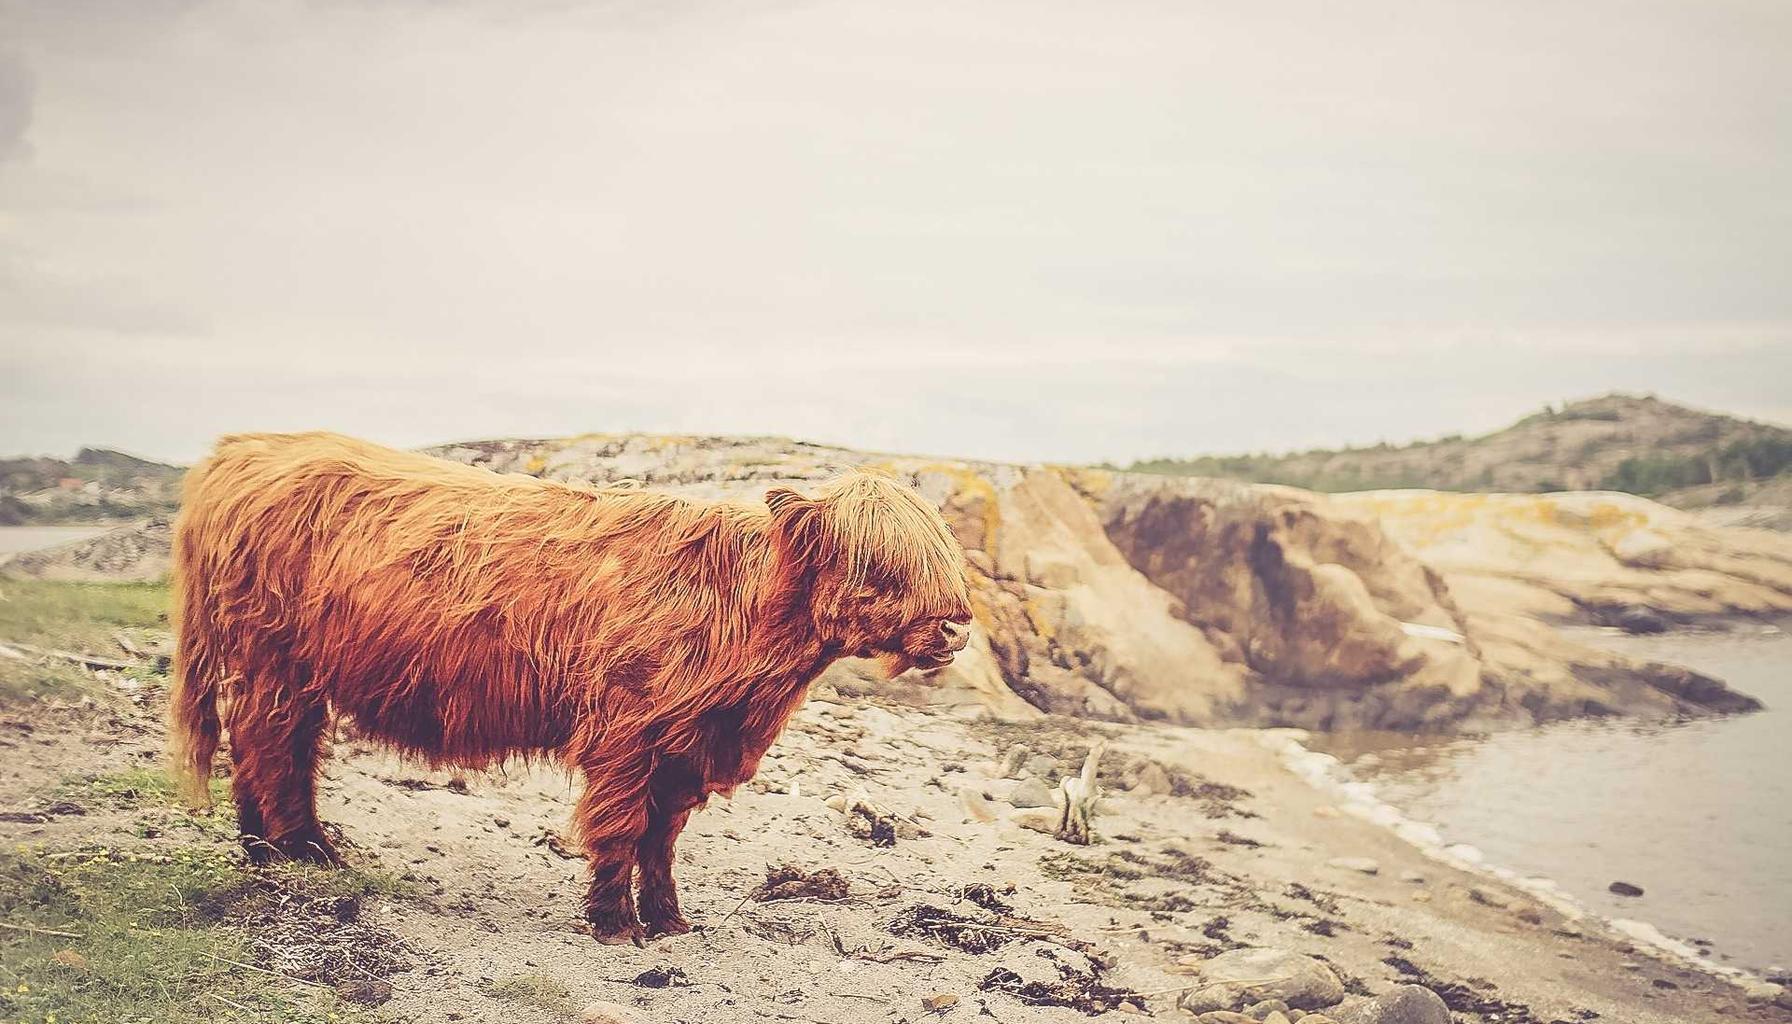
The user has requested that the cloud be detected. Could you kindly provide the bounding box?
[1,0,1789,461]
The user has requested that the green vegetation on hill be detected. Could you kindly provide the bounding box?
[1125,394,1792,502]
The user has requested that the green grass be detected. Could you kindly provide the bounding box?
[0,580,171,703]
[58,767,238,842]
[0,847,396,1024]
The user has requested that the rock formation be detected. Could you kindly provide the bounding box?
[9,432,1785,729]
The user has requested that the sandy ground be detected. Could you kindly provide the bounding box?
[2,686,1784,1024]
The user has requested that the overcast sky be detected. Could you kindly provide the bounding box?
[2,0,1789,465]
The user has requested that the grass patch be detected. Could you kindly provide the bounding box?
[57,766,238,842]
[59,766,227,810]
[0,579,170,703]
[0,846,404,1023]
[480,971,573,1012]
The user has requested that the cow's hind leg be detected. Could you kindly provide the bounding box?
[228,686,339,866]
[637,760,705,937]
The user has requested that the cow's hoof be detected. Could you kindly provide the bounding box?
[644,912,692,937]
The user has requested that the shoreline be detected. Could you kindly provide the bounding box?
[1259,726,1767,986]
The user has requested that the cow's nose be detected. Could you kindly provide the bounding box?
[941,620,969,644]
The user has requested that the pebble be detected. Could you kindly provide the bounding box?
[1244,999,1291,1019]
[1008,777,1056,809]
[1609,881,1645,897]
[1740,981,1783,1004]
[1010,808,1059,834]
[1327,857,1380,875]
[1398,870,1425,884]
[958,787,999,823]
[1129,761,1174,796]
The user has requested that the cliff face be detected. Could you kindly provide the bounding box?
[6,432,1780,729]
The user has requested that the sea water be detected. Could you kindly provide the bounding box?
[1316,625,1791,976]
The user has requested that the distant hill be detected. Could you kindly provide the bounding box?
[0,448,185,525]
[1125,394,1792,506]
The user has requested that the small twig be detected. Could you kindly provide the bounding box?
[194,949,332,989]
[0,920,82,939]
[704,890,756,934]
[207,992,255,1012]
[0,640,150,672]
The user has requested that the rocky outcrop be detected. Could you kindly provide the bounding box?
[6,433,1780,729]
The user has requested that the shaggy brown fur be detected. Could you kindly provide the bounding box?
[168,432,971,942]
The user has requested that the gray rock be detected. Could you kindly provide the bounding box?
[1327,857,1380,875]
[1008,777,1056,809]
[1023,753,1060,779]
[1329,985,1450,1024]
[1244,1000,1291,1020]
[1177,948,1346,1013]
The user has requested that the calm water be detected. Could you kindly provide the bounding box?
[0,525,112,557]
[1316,626,1792,975]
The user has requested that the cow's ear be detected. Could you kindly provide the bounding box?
[766,486,826,556]
[765,486,813,520]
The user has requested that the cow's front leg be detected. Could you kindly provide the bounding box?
[573,749,653,946]
[636,758,705,936]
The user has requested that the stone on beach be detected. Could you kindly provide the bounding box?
[1329,985,1451,1024]
[1326,857,1380,875]
[1007,777,1056,808]
[1177,947,1346,1013]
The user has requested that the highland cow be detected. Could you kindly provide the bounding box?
[168,432,972,943]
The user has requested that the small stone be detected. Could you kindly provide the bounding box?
[1608,881,1645,897]
[1011,808,1059,834]
[1264,1015,1292,1024]
[579,1001,638,1024]
[922,993,959,1012]
[996,745,1030,778]
[492,817,510,828]
[959,788,998,823]
[1327,857,1380,876]
[1244,999,1291,1020]
[1023,753,1059,779]
[1329,985,1450,1024]
[1398,870,1425,884]
[1008,777,1056,809]
[1198,1013,1260,1023]
[1740,981,1783,1004]
[1516,907,1544,925]
[1129,762,1173,796]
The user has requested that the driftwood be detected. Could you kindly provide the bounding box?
[1056,741,1107,844]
